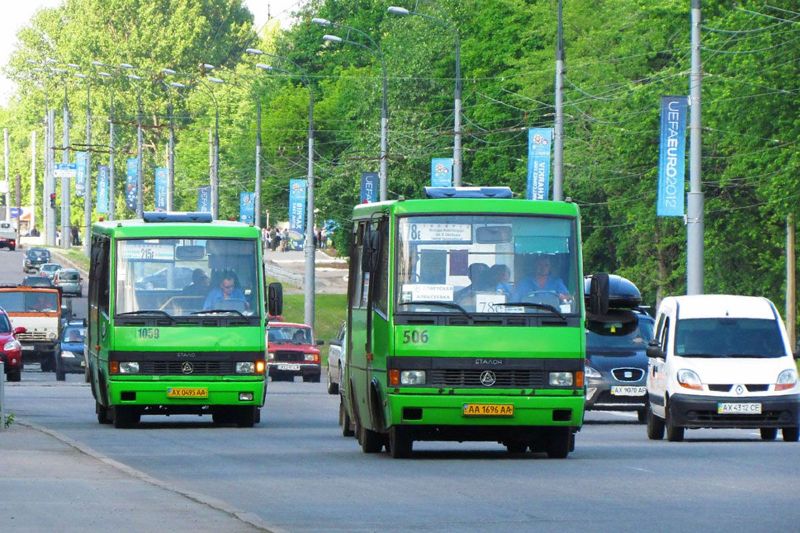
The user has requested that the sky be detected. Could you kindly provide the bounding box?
[0,0,304,106]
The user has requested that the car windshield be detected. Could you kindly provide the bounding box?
[62,325,86,343]
[268,326,312,344]
[0,314,11,332]
[395,214,579,315]
[115,237,259,318]
[42,264,60,272]
[675,318,786,358]
[59,271,79,281]
[587,316,654,351]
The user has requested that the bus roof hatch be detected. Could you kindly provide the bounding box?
[143,212,213,223]
[424,186,513,199]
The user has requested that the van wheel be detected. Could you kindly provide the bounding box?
[782,427,799,442]
[646,404,665,440]
[545,427,571,459]
[760,428,777,441]
[665,404,684,442]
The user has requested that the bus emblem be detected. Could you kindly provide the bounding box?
[181,362,194,375]
[480,371,496,387]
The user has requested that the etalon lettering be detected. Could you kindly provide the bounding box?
[475,359,502,366]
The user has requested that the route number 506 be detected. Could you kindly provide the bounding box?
[402,330,429,344]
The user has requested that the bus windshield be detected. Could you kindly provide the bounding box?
[115,238,260,317]
[396,215,579,315]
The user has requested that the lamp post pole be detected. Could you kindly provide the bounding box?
[61,83,71,249]
[95,67,116,221]
[75,73,92,256]
[388,6,461,185]
[255,96,262,227]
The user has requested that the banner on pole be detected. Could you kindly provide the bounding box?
[197,186,211,213]
[289,178,307,232]
[96,165,109,214]
[526,128,553,200]
[656,96,688,217]
[239,192,255,224]
[125,158,138,212]
[360,172,378,204]
[431,158,453,187]
[154,167,168,211]
[75,152,87,198]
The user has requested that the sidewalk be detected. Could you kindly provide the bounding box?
[0,422,269,531]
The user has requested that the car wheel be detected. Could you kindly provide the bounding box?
[326,369,339,395]
[55,353,66,382]
[760,428,778,441]
[782,427,799,442]
[637,408,647,424]
[7,369,21,382]
[311,373,321,383]
[389,426,413,458]
[545,427,571,459]
[113,406,139,428]
[665,402,684,442]
[646,404,665,440]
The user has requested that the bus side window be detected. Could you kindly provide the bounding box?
[349,223,365,310]
[373,219,389,313]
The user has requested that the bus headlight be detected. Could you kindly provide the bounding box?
[549,372,574,386]
[400,370,426,385]
[236,362,255,374]
[119,362,140,374]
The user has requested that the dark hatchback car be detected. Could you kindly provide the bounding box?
[23,247,51,273]
[584,275,654,423]
[22,275,54,288]
[57,321,86,375]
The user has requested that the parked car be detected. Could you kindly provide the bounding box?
[53,268,83,297]
[22,275,54,288]
[0,221,18,251]
[267,322,324,382]
[23,247,50,273]
[646,294,800,442]
[584,275,654,422]
[56,320,86,376]
[326,321,346,394]
[0,309,25,382]
[38,263,62,281]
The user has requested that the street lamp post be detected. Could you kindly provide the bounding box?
[58,71,72,249]
[161,70,186,212]
[75,72,93,256]
[388,6,462,186]
[248,50,317,328]
[122,65,144,219]
[312,18,389,201]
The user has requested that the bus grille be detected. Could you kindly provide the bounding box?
[17,332,51,342]
[273,350,305,362]
[429,369,546,388]
[138,361,236,375]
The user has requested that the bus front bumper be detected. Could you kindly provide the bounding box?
[107,378,266,407]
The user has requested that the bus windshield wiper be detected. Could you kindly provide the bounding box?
[397,300,473,319]
[116,310,175,323]
[191,309,245,317]
[493,301,565,320]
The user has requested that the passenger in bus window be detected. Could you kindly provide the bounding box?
[182,269,210,296]
[490,264,513,297]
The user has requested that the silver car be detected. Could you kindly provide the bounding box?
[326,321,346,395]
[39,263,62,280]
[53,268,83,297]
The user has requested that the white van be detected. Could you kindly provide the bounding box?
[645,294,799,442]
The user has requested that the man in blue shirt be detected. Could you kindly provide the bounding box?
[512,255,569,302]
[203,273,247,310]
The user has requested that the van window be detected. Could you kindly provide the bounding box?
[674,318,786,358]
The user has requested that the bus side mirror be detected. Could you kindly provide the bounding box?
[268,282,283,317]
[588,272,609,316]
[646,340,664,359]
[361,228,381,274]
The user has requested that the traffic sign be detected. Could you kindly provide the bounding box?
[9,207,21,218]
[54,163,78,178]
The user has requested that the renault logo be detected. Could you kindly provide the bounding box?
[480,370,496,387]
[181,362,194,375]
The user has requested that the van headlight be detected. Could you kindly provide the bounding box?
[549,372,574,386]
[236,362,255,374]
[400,370,426,385]
[776,369,798,392]
[677,368,702,390]
[119,362,140,374]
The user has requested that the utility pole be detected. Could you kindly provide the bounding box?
[46,109,56,246]
[83,80,92,256]
[136,92,143,219]
[211,108,219,219]
[255,97,262,227]
[687,0,704,294]
[4,129,9,221]
[787,214,796,349]
[303,89,315,328]
[30,131,36,233]
[167,100,175,211]
[108,98,115,221]
[61,87,71,249]
[553,0,565,201]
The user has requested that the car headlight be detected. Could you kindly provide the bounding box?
[400,370,426,385]
[677,368,702,390]
[585,365,602,379]
[60,350,78,359]
[304,353,319,362]
[549,372,574,386]
[236,362,255,374]
[267,352,275,360]
[119,362,140,374]
[776,369,798,392]
[3,340,21,352]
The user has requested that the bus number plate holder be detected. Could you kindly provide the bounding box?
[167,387,208,399]
[463,404,514,417]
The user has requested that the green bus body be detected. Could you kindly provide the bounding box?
[343,197,587,457]
[88,217,268,428]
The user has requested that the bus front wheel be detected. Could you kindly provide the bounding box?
[357,419,383,453]
[96,401,111,424]
[236,406,258,428]
[113,406,140,428]
[545,428,571,459]
[389,426,413,458]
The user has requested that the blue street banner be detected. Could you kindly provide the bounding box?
[360,172,378,204]
[526,128,553,200]
[75,152,87,198]
[239,191,255,224]
[125,158,138,212]
[657,96,688,217]
[197,186,211,213]
[154,167,168,211]
[289,178,307,232]
[431,158,453,187]
[96,165,109,214]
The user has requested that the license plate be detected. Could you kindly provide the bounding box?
[277,364,301,371]
[463,404,514,417]
[22,346,34,351]
[610,386,647,397]
[166,387,208,399]
[717,402,762,414]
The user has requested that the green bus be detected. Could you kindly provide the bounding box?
[340,187,608,458]
[87,212,282,428]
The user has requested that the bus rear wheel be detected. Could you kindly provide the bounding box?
[357,419,383,453]
[96,401,111,424]
[339,400,355,437]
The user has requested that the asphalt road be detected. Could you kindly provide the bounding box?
[3,248,800,532]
